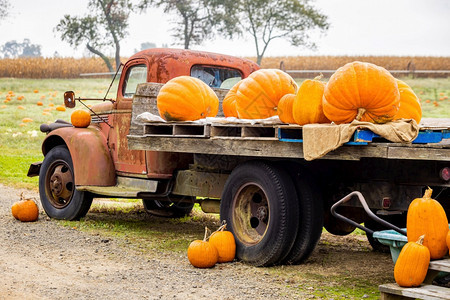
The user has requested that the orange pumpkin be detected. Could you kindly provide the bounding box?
[157,76,219,121]
[222,81,240,118]
[394,80,422,124]
[323,61,400,124]
[56,105,66,112]
[394,235,430,287]
[187,227,218,268]
[406,187,449,259]
[209,223,236,263]
[292,75,330,125]
[12,193,39,222]
[235,69,297,119]
[71,110,91,128]
[11,200,25,220]
[276,94,296,124]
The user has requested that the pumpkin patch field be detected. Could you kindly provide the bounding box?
[0,76,449,299]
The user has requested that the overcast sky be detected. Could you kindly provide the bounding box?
[0,0,449,58]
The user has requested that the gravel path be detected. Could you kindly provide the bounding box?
[0,184,305,300]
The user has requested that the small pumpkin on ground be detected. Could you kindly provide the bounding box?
[187,227,218,268]
[394,79,422,124]
[323,61,400,124]
[406,187,449,259]
[394,235,430,287]
[222,81,241,118]
[209,222,236,263]
[11,193,39,222]
[292,74,329,125]
[277,94,296,124]
[71,109,91,128]
[157,76,219,121]
[235,69,297,119]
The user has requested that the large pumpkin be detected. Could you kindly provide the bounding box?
[394,235,430,287]
[406,187,449,259]
[293,75,330,125]
[187,227,218,268]
[157,76,219,121]
[394,79,422,124]
[323,61,400,124]
[277,94,296,124]
[235,69,297,119]
[222,81,241,118]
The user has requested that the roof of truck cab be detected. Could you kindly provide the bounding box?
[127,48,260,82]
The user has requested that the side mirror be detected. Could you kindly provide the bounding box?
[64,91,76,108]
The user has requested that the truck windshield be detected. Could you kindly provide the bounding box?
[191,65,242,89]
[123,64,147,98]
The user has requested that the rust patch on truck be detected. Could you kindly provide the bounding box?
[43,127,115,186]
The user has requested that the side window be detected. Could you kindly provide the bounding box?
[191,65,242,89]
[122,64,147,98]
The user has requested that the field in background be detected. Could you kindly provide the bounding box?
[0,55,449,78]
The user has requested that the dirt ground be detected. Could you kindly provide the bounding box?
[0,183,395,299]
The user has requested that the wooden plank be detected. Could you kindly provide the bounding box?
[429,259,450,272]
[387,145,450,161]
[127,135,387,160]
[379,283,450,300]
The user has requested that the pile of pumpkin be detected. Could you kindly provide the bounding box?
[156,61,421,125]
[394,187,450,287]
[187,223,236,268]
[11,193,39,222]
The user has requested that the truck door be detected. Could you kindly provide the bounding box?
[109,60,147,175]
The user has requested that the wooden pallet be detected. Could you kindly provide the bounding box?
[379,258,450,300]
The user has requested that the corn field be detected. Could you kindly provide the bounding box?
[257,56,450,78]
[0,57,110,79]
[0,56,449,79]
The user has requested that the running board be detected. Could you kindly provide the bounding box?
[77,176,158,198]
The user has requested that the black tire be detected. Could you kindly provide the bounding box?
[365,213,406,253]
[39,145,93,220]
[280,165,323,264]
[220,161,299,267]
[142,197,194,218]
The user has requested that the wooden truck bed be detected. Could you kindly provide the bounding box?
[127,83,450,162]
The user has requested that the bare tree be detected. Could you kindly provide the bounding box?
[55,0,133,72]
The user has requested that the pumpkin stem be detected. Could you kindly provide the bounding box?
[203,226,209,242]
[355,108,366,121]
[217,221,227,232]
[417,235,425,245]
[314,73,324,81]
[423,187,433,199]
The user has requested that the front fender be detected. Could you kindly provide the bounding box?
[42,126,116,186]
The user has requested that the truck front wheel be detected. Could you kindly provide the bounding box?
[220,161,299,267]
[39,145,93,220]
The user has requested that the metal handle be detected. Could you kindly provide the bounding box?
[330,191,407,236]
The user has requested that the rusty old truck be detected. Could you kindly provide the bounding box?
[28,48,450,267]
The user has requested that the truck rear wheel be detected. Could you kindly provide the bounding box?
[39,145,93,220]
[279,165,323,265]
[220,161,299,267]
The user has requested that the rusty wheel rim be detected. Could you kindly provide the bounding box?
[232,183,269,246]
[45,159,74,209]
